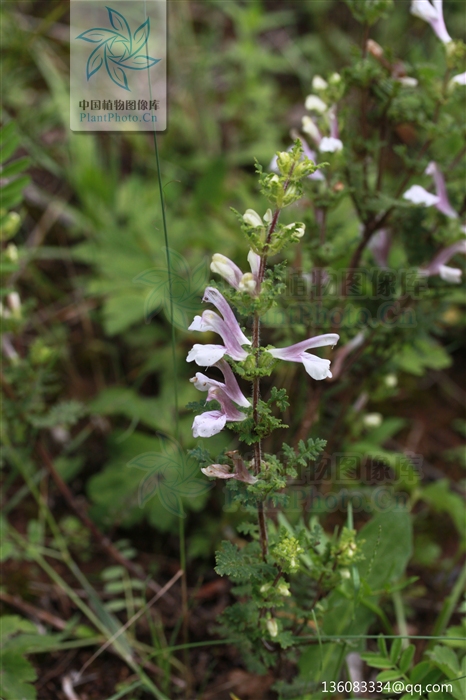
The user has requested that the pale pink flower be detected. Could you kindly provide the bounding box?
[403,184,440,207]
[190,359,250,408]
[368,229,392,269]
[269,333,339,380]
[425,162,458,218]
[410,0,452,44]
[420,240,466,283]
[330,332,365,380]
[187,287,251,365]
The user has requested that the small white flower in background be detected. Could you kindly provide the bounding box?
[301,116,322,144]
[438,266,462,283]
[450,71,466,86]
[425,162,458,218]
[266,618,279,638]
[319,136,343,153]
[403,184,440,207]
[304,94,328,113]
[312,75,328,91]
[384,374,398,388]
[404,163,458,217]
[269,332,339,380]
[363,412,383,428]
[7,292,21,318]
[410,0,452,44]
[397,76,418,87]
[419,240,466,284]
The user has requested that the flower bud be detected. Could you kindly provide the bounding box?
[210,254,241,288]
[304,95,328,113]
[282,184,301,206]
[263,208,273,224]
[329,72,342,85]
[238,272,256,294]
[285,222,305,239]
[266,618,278,638]
[5,244,18,262]
[397,76,418,87]
[1,211,21,240]
[277,581,291,597]
[243,209,263,228]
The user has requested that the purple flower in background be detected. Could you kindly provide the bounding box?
[187,287,251,365]
[420,240,466,283]
[269,333,339,380]
[368,229,392,269]
[425,162,458,218]
[410,0,452,44]
[210,250,261,294]
[330,332,365,380]
[403,163,458,218]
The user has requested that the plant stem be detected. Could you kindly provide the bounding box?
[429,559,466,646]
[252,202,285,560]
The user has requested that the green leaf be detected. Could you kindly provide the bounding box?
[377,635,388,657]
[396,337,452,377]
[0,616,37,643]
[360,653,394,669]
[358,510,413,590]
[0,123,20,162]
[421,480,466,541]
[215,541,274,582]
[376,669,403,681]
[399,644,416,673]
[410,661,434,684]
[427,645,459,679]
[390,637,403,664]
[0,649,37,700]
